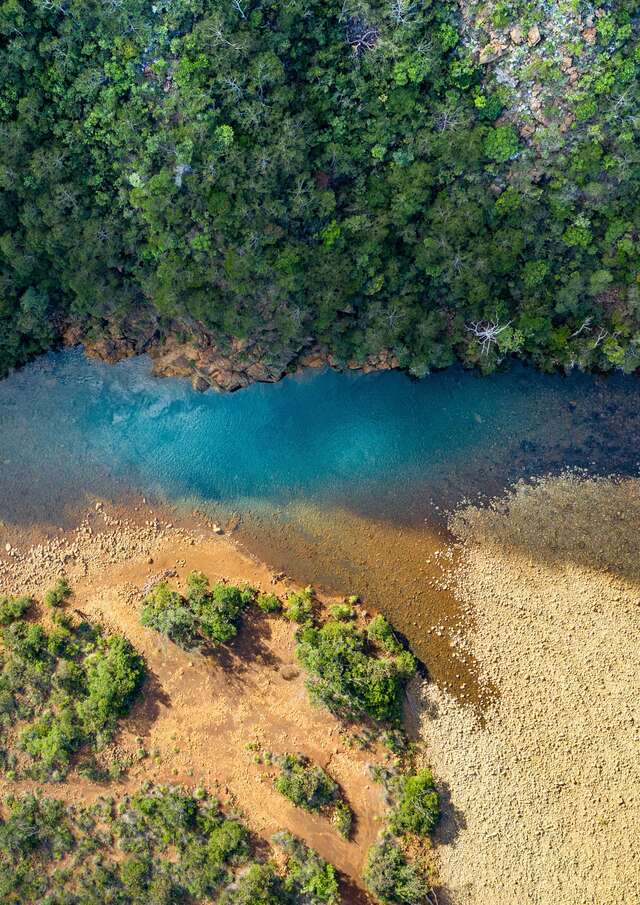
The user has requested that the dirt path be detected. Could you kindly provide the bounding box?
[0,505,387,890]
[419,474,640,905]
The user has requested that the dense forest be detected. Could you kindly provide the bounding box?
[1,0,639,381]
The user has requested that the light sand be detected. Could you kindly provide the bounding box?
[418,474,640,905]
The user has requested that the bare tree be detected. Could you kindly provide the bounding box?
[466,319,512,355]
[346,18,379,54]
[231,0,247,18]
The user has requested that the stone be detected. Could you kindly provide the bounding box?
[527,25,541,46]
[510,25,524,45]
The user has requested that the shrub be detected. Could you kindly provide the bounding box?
[484,124,520,162]
[195,579,254,645]
[44,578,72,608]
[274,831,339,905]
[0,595,31,626]
[363,835,426,904]
[255,592,282,614]
[296,616,416,724]
[331,800,353,839]
[0,598,145,780]
[76,635,145,744]
[141,582,199,648]
[367,615,402,654]
[330,603,354,621]
[141,574,254,648]
[274,754,338,812]
[284,588,314,624]
[389,770,440,837]
[219,862,284,904]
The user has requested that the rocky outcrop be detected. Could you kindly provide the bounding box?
[62,316,400,392]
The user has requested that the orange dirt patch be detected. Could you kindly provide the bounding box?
[0,504,389,892]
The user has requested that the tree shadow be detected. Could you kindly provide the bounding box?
[200,608,282,677]
[339,874,373,905]
[125,667,171,738]
[434,779,466,847]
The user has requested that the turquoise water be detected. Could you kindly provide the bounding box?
[0,349,639,527]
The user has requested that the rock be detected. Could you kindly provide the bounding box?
[280,667,299,681]
[583,27,596,45]
[527,25,541,46]
[479,41,507,64]
[4,543,11,553]
[212,524,224,535]
[510,25,524,45]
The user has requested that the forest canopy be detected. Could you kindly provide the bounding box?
[1,0,639,379]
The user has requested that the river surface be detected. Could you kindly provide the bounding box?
[1,349,639,698]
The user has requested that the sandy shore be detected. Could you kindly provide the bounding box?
[420,474,640,905]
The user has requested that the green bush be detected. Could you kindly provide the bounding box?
[255,593,282,614]
[76,635,145,744]
[0,784,347,905]
[284,589,314,624]
[363,835,426,904]
[330,603,354,621]
[44,578,72,609]
[274,831,339,905]
[274,753,338,812]
[484,125,520,162]
[331,800,353,839]
[0,595,31,626]
[0,595,144,780]
[219,862,284,904]
[296,616,416,724]
[389,770,440,837]
[367,615,403,654]
[141,574,254,649]
[141,582,199,648]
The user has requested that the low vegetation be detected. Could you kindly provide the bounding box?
[296,613,416,724]
[0,783,339,904]
[363,835,427,905]
[272,753,353,840]
[388,770,440,838]
[141,572,255,649]
[0,570,440,903]
[0,586,144,781]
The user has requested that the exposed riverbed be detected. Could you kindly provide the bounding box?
[1,349,639,697]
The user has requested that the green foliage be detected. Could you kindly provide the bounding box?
[273,753,338,813]
[363,835,426,904]
[0,595,31,626]
[0,589,144,780]
[273,832,339,905]
[296,615,416,724]
[43,577,72,608]
[0,785,347,904]
[367,615,403,654]
[484,125,520,162]
[330,603,354,621]
[0,785,265,904]
[141,574,254,649]
[255,592,282,614]
[1,0,638,381]
[284,589,314,625]
[141,582,199,648]
[389,770,440,837]
[331,800,353,840]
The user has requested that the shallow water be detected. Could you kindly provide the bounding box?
[1,350,639,695]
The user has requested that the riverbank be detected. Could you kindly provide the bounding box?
[419,474,640,905]
[0,503,391,894]
[64,317,400,393]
